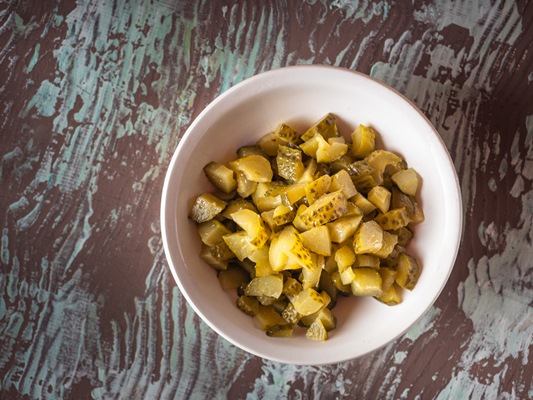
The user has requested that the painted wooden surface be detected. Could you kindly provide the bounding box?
[0,0,532,398]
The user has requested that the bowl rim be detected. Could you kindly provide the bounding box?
[160,64,463,365]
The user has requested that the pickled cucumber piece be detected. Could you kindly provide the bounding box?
[291,288,325,316]
[298,158,319,183]
[204,162,237,193]
[334,245,356,271]
[367,185,391,214]
[301,113,339,141]
[220,198,258,220]
[378,267,397,292]
[306,319,328,341]
[245,274,284,298]
[350,268,383,297]
[190,193,227,223]
[353,220,384,254]
[395,226,414,247]
[272,204,296,226]
[236,295,259,316]
[255,305,285,330]
[248,246,275,277]
[339,266,356,285]
[299,306,337,331]
[197,219,232,247]
[316,137,348,163]
[374,207,410,231]
[375,283,401,305]
[330,270,351,293]
[209,240,236,262]
[351,192,377,215]
[281,302,301,325]
[230,209,269,247]
[299,225,332,256]
[237,145,268,158]
[355,254,380,269]
[365,150,405,186]
[257,132,290,156]
[327,213,363,243]
[268,235,289,271]
[275,123,301,144]
[234,171,257,198]
[223,231,257,261]
[282,277,303,298]
[200,243,229,270]
[392,168,419,196]
[302,261,322,289]
[395,253,421,290]
[277,226,314,270]
[277,145,304,181]
[305,175,332,205]
[374,231,399,259]
[218,265,250,290]
[351,125,376,158]
[282,182,307,205]
[266,324,293,338]
[229,155,273,183]
[330,169,358,199]
[293,190,348,230]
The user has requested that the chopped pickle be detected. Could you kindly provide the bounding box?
[367,185,391,214]
[220,198,258,220]
[218,265,250,290]
[355,254,380,269]
[223,231,257,261]
[277,145,304,181]
[300,225,332,256]
[301,113,339,141]
[255,305,285,330]
[266,324,294,338]
[353,220,384,254]
[374,207,410,231]
[327,213,363,243]
[204,161,237,193]
[190,193,227,223]
[375,283,401,305]
[245,274,284,298]
[191,114,424,341]
[392,167,419,196]
[305,175,332,205]
[197,219,232,247]
[237,295,259,316]
[306,319,328,341]
[230,209,269,247]
[395,253,422,290]
[293,190,348,230]
[351,268,383,297]
[291,288,325,316]
[330,169,358,199]
[229,154,273,183]
[351,124,376,158]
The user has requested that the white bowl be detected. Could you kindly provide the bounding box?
[161,65,462,365]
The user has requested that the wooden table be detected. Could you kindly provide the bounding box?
[1,1,532,398]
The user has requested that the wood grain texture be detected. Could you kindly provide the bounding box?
[0,0,532,399]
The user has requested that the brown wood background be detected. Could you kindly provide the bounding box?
[0,0,532,398]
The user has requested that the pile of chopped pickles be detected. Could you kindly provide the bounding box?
[189,113,424,341]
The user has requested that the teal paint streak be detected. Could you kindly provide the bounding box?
[1,228,8,265]
[26,43,40,73]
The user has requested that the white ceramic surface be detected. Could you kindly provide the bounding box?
[161,65,463,365]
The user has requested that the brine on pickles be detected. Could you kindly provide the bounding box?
[189,113,424,341]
